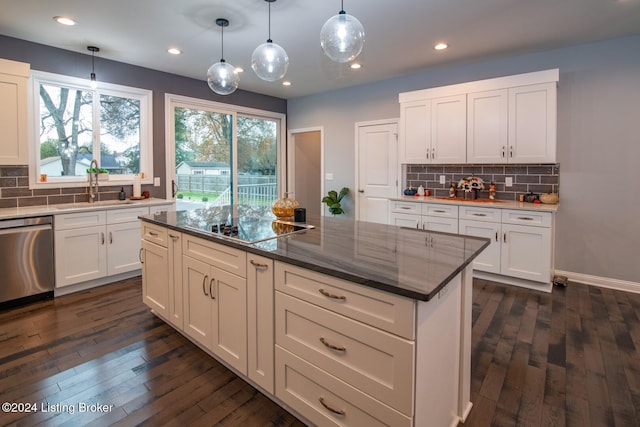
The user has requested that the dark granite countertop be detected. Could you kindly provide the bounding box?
[140,207,489,301]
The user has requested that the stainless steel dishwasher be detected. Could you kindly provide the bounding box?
[0,216,54,307]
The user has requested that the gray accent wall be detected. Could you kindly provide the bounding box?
[0,35,286,199]
[288,35,640,284]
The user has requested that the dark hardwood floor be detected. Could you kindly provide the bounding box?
[1,277,639,426]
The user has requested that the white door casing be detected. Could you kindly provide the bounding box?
[355,120,399,224]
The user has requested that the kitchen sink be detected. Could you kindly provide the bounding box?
[52,200,136,210]
[432,197,506,203]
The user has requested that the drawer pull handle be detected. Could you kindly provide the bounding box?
[139,248,144,263]
[149,231,159,236]
[320,337,346,352]
[495,231,498,242]
[210,278,215,300]
[504,233,507,243]
[318,288,346,301]
[399,206,411,210]
[169,234,179,240]
[517,217,534,221]
[109,231,113,244]
[472,213,487,217]
[433,209,446,213]
[319,397,345,416]
[250,260,268,269]
[101,232,105,245]
[202,275,209,296]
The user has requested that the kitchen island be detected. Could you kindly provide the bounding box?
[139,207,489,427]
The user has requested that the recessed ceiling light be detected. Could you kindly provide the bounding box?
[235,67,244,73]
[282,81,292,86]
[167,48,182,55]
[53,16,76,26]
[350,63,362,69]
[434,43,448,50]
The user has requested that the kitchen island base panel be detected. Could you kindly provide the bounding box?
[54,270,140,297]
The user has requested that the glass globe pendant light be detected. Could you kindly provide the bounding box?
[251,0,289,82]
[320,0,365,63]
[207,18,240,95]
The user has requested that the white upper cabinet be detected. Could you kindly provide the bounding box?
[0,59,29,165]
[401,69,558,165]
[399,100,432,163]
[508,82,557,163]
[431,94,467,163]
[399,95,466,164]
[466,89,508,163]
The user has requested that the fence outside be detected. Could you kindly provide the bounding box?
[176,174,277,208]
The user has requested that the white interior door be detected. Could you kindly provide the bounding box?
[356,121,398,224]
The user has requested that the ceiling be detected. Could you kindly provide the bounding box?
[1,0,640,100]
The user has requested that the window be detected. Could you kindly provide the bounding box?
[29,71,152,186]
[166,94,285,213]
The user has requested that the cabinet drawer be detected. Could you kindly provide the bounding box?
[141,222,168,247]
[422,203,458,218]
[501,209,552,227]
[275,347,412,427]
[183,234,246,278]
[55,210,106,230]
[422,216,458,233]
[459,206,500,222]
[149,203,174,215]
[107,206,149,224]
[390,201,421,215]
[275,262,414,339]
[276,292,414,415]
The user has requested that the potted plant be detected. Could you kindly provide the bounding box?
[86,167,109,181]
[322,187,349,215]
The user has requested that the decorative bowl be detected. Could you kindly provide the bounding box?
[404,188,417,196]
[539,193,559,204]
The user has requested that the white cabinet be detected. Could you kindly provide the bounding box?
[466,89,508,163]
[274,262,415,424]
[141,223,183,329]
[399,95,466,164]
[458,206,553,286]
[247,254,275,394]
[401,69,558,165]
[508,83,557,163]
[55,207,149,288]
[389,200,458,233]
[182,234,247,374]
[0,59,29,165]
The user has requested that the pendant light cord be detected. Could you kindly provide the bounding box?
[221,24,225,60]
[267,1,272,43]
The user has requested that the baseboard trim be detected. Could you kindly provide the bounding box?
[554,270,640,294]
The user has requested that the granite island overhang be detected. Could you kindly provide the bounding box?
[139,208,490,426]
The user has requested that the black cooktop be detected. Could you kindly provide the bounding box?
[180,210,314,244]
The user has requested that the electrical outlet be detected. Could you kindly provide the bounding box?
[153,177,160,187]
[505,177,513,187]
[439,175,446,184]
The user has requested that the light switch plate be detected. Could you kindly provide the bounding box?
[325,173,334,180]
[154,177,160,187]
[505,177,513,187]
[439,175,446,184]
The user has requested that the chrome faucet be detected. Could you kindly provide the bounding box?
[88,159,99,203]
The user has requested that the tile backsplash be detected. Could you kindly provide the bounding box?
[0,165,139,209]
[405,163,559,201]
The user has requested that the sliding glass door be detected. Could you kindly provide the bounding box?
[166,95,285,216]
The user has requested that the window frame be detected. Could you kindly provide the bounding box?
[164,93,286,202]
[28,70,153,188]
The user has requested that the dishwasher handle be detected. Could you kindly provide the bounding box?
[0,216,53,229]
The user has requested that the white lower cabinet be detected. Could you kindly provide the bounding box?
[55,207,148,288]
[458,206,553,286]
[182,234,247,375]
[389,200,458,233]
[247,254,275,394]
[141,223,183,329]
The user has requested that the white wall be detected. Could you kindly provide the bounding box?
[287,35,640,285]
